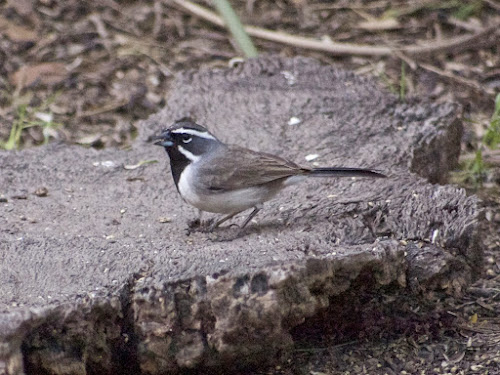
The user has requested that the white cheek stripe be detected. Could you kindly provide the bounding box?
[178,145,201,163]
[171,128,216,140]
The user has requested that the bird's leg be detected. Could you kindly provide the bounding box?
[187,209,204,230]
[240,206,261,229]
[209,211,243,232]
[210,205,263,232]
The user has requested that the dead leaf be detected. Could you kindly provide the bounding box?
[123,160,158,170]
[358,18,400,31]
[0,16,37,42]
[10,62,69,88]
[76,134,103,147]
[470,313,478,324]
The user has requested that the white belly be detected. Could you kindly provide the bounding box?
[177,164,280,214]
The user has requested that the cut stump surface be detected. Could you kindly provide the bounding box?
[0,57,481,374]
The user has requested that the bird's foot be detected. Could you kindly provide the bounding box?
[186,218,215,234]
[187,218,201,229]
[185,217,248,240]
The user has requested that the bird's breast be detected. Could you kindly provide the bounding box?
[176,163,282,214]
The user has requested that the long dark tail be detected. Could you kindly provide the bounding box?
[307,167,386,178]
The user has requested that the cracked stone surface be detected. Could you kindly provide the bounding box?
[0,56,481,374]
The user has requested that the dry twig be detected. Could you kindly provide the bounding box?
[172,0,500,57]
[418,62,496,97]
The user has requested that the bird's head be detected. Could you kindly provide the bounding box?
[154,118,221,163]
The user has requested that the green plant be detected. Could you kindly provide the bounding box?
[458,94,500,187]
[374,62,407,101]
[213,0,258,58]
[0,97,62,150]
[379,71,397,95]
[399,61,407,102]
[483,93,500,149]
[453,0,483,20]
[467,149,487,186]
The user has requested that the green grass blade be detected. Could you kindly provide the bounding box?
[399,61,406,102]
[213,0,258,58]
[483,93,500,149]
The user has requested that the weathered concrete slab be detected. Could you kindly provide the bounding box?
[0,56,480,374]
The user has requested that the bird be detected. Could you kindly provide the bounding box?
[154,118,386,231]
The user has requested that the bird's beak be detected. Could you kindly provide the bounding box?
[153,130,174,147]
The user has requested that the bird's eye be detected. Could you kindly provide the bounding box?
[182,135,192,143]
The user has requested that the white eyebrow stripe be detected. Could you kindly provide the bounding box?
[177,145,201,163]
[171,128,216,140]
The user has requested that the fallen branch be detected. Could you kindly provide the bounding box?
[172,0,500,57]
[172,0,391,56]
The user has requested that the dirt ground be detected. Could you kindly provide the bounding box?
[1,0,499,374]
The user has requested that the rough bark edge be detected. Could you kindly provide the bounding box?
[0,241,404,375]
[133,240,406,373]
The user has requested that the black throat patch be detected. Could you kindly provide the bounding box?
[165,147,190,190]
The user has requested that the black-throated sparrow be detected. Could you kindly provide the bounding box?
[154,119,385,231]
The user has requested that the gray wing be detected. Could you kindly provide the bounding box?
[196,145,307,191]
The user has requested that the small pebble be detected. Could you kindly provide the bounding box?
[105,234,116,243]
[305,153,319,161]
[34,187,48,197]
[485,210,492,221]
[486,268,496,277]
[288,116,301,126]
